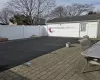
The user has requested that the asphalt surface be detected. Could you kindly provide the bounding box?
[0,37,79,71]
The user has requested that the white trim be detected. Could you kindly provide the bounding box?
[97,21,100,38]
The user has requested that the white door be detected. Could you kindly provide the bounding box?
[87,22,98,38]
[79,23,88,37]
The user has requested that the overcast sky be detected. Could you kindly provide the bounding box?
[57,0,100,10]
[57,0,100,4]
[0,0,100,10]
[0,0,8,9]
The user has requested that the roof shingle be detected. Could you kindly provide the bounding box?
[47,14,100,23]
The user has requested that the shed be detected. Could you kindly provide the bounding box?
[46,14,100,38]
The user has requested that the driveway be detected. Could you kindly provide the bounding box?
[0,37,79,71]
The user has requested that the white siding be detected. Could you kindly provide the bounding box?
[47,23,80,37]
[97,21,100,38]
[87,22,98,38]
[80,22,98,38]
[47,22,98,38]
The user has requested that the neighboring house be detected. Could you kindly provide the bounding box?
[47,14,100,38]
[9,22,17,26]
[0,23,8,25]
[37,19,46,25]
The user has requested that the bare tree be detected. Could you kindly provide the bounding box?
[8,0,55,24]
[49,6,66,19]
[0,7,14,24]
[65,4,94,17]
[35,0,55,24]
[48,4,94,19]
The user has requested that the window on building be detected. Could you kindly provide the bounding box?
[80,23,87,32]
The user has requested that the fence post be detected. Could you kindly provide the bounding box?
[39,25,41,36]
[22,25,24,38]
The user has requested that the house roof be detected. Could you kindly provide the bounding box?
[0,23,8,25]
[47,14,100,23]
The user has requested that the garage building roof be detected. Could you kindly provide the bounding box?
[47,14,100,23]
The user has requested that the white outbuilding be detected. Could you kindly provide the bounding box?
[47,14,100,38]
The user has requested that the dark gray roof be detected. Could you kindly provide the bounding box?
[47,14,100,23]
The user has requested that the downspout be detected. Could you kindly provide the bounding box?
[79,23,81,38]
[87,23,89,37]
[97,20,100,38]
